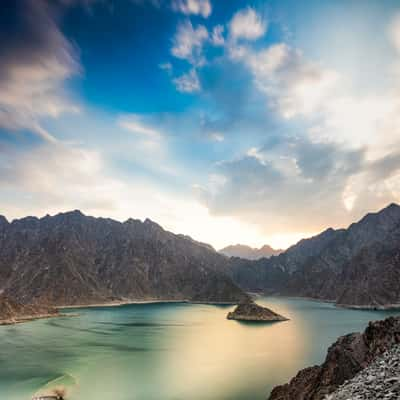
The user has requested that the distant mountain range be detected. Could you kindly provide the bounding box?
[0,203,399,310]
[228,203,400,308]
[219,244,283,260]
[0,211,247,307]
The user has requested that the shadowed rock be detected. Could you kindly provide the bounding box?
[268,316,400,400]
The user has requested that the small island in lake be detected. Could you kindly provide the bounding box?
[227,300,289,322]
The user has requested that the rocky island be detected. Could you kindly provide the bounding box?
[227,300,288,322]
[0,295,59,325]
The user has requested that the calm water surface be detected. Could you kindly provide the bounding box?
[1,297,400,400]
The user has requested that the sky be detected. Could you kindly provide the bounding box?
[1,0,400,250]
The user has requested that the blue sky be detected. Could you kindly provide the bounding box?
[1,0,400,249]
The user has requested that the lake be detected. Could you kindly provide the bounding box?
[1,297,399,400]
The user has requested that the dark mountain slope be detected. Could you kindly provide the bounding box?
[228,203,400,307]
[0,211,247,306]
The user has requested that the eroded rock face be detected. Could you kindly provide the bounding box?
[0,295,58,324]
[227,301,288,322]
[268,316,400,400]
[0,211,247,307]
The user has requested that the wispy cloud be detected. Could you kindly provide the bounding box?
[118,114,163,139]
[173,68,201,93]
[0,0,81,142]
[211,25,225,46]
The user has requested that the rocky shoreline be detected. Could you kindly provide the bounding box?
[0,312,62,326]
[0,295,61,326]
[326,344,400,399]
[268,316,400,400]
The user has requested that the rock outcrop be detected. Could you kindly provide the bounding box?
[326,344,400,400]
[220,244,283,260]
[0,295,58,325]
[268,316,400,400]
[0,211,248,307]
[227,300,288,322]
[228,203,400,308]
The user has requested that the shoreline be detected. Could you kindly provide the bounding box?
[4,296,397,326]
[58,298,238,310]
[336,303,400,311]
[261,294,400,311]
[0,312,72,326]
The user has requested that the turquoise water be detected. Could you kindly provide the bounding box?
[1,297,399,400]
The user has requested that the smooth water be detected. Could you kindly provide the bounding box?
[1,297,400,400]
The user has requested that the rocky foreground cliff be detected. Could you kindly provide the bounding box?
[326,344,400,400]
[228,203,400,308]
[268,316,400,400]
[0,211,247,306]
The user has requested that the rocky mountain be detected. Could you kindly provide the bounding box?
[0,211,247,307]
[219,244,283,260]
[228,203,400,307]
[0,295,58,324]
[268,316,400,400]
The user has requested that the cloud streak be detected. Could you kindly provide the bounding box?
[0,0,81,142]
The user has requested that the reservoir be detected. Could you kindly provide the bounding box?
[1,297,399,400]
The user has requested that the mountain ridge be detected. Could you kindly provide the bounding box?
[0,210,247,307]
[228,203,400,307]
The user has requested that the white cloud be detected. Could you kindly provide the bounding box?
[173,69,201,93]
[211,25,225,46]
[118,114,163,139]
[243,43,340,119]
[172,0,211,18]
[229,7,267,41]
[209,132,224,142]
[171,21,208,66]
